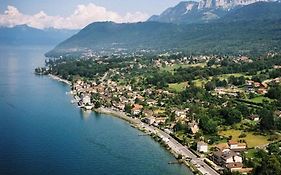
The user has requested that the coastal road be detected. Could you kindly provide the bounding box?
[98,108,219,175]
[140,123,219,175]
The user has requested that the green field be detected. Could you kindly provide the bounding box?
[247,96,274,104]
[168,82,188,92]
[244,149,258,159]
[219,129,272,148]
[213,73,251,81]
[161,63,206,73]
[193,79,207,87]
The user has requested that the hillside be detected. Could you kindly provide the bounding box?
[46,19,281,57]
[46,1,281,57]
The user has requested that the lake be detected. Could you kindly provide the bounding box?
[0,46,192,175]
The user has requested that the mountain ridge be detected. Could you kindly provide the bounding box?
[148,0,276,24]
[47,1,281,57]
[0,25,78,46]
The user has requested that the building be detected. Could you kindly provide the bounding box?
[215,143,230,152]
[143,117,156,125]
[197,141,208,153]
[228,140,247,151]
[226,162,243,172]
[143,109,154,117]
[82,95,91,105]
[131,104,143,115]
[248,114,260,121]
[147,99,157,106]
[188,121,199,134]
[213,149,242,166]
[175,110,187,119]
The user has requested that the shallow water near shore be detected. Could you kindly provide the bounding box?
[0,46,192,175]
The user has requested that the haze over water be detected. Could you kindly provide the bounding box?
[0,46,192,175]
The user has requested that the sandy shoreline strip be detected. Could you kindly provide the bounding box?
[49,74,72,85]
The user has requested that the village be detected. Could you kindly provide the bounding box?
[65,53,281,174]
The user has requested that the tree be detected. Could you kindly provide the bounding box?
[266,86,281,99]
[254,155,281,175]
[94,101,101,108]
[207,58,216,67]
[260,108,275,131]
[220,108,242,125]
[124,104,132,113]
[236,103,250,117]
[205,81,216,91]
[199,114,217,134]
[174,121,188,133]
[228,76,245,86]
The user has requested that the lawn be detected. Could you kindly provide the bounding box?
[244,149,258,159]
[218,129,271,148]
[168,82,188,92]
[192,73,250,88]
[193,79,207,87]
[247,96,274,104]
[161,63,206,73]
[211,73,252,81]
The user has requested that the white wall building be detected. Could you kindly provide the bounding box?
[197,141,208,153]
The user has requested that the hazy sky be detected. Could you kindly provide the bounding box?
[0,0,183,29]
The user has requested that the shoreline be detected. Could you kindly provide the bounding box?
[93,107,211,175]
[49,74,72,85]
[49,73,219,175]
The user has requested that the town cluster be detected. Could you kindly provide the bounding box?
[43,51,281,175]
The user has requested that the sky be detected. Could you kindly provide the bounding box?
[0,0,183,29]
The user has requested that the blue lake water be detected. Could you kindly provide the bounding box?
[0,46,192,175]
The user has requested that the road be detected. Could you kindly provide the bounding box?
[100,72,108,82]
[97,108,219,175]
[139,123,219,175]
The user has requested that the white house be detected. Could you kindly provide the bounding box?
[82,95,91,105]
[228,140,247,151]
[197,141,208,153]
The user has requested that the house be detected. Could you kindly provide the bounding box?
[154,117,166,126]
[143,117,156,125]
[248,114,260,121]
[82,95,91,105]
[213,149,242,166]
[135,95,145,101]
[257,88,267,95]
[188,121,199,134]
[254,82,261,88]
[228,140,247,151]
[131,104,143,115]
[143,109,154,117]
[215,143,230,152]
[175,110,186,118]
[275,110,281,118]
[233,167,253,174]
[273,65,281,69]
[226,162,243,172]
[147,99,157,106]
[113,102,125,111]
[261,82,268,89]
[197,141,208,153]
